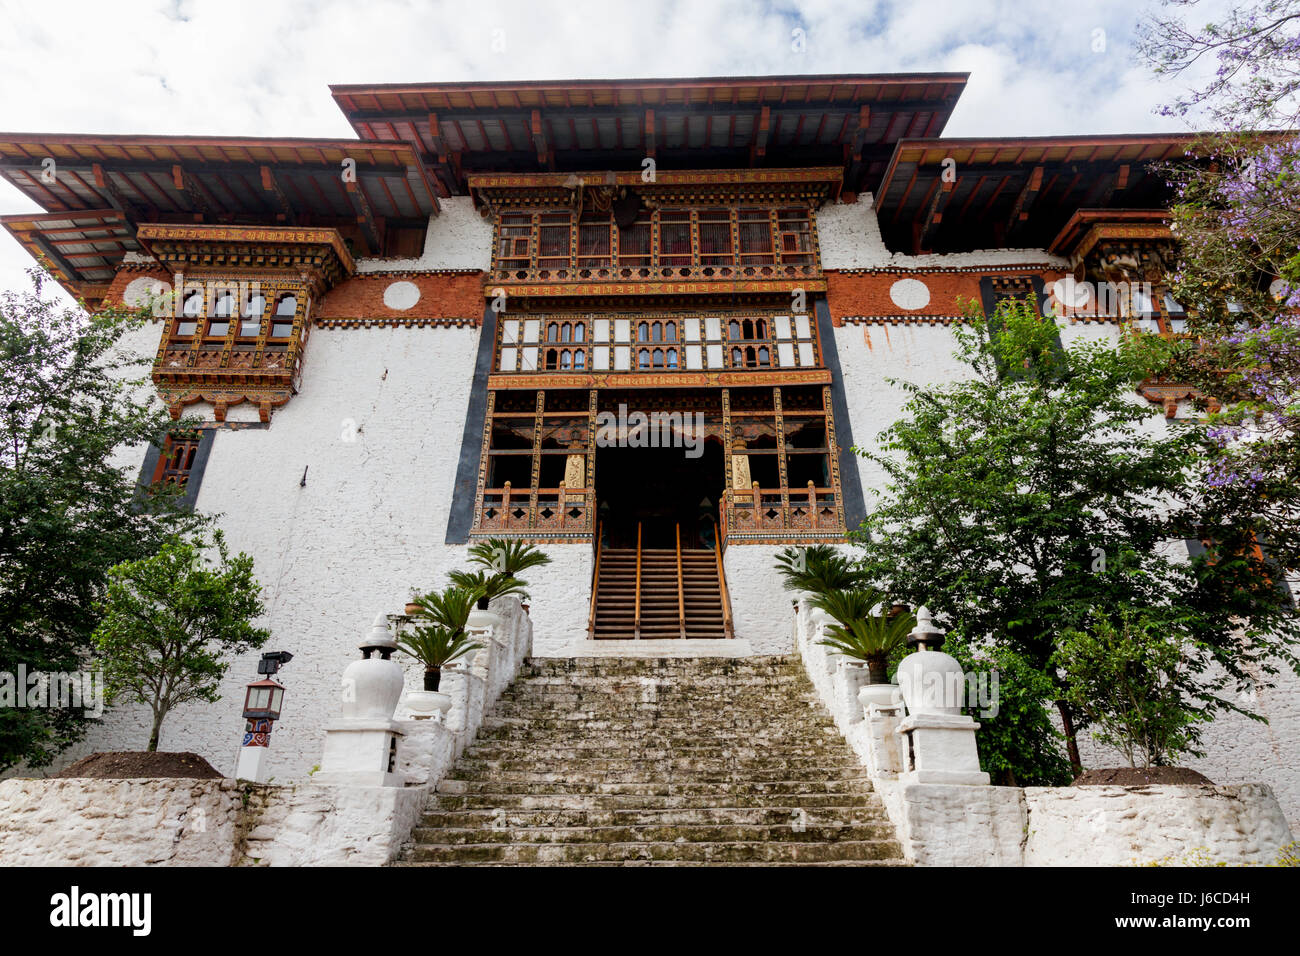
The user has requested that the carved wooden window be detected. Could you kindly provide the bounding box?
[618,216,652,268]
[698,208,732,265]
[658,210,692,267]
[537,213,571,271]
[270,295,296,340]
[152,434,201,487]
[497,213,532,270]
[207,292,236,339]
[737,208,774,265]
[777,208,813,266]
[175,291,204,338]
[578,211,613,267]
[240,294,266,339]
[491,203,817,278]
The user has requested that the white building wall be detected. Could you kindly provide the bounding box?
[816,194,1069,272]
[354,197,493,273]
[53,324,487,780]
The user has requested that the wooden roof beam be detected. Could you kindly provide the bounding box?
[919,175,958,250]
[1004,164,1043,240]
[644,109,656,158]
[530,109,554,169]
[750,105,770,166]
[426,112,447,155]
[260,165,297,224]
[344,180,382,254]
[1093,162,1131,207]
[89,163,145,233]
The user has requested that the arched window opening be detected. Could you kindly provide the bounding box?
[241,295,265,337]
[271,295,298,338]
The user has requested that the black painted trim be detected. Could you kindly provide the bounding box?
[135,428,215,512]
[816,297,867,534]
[445,306,497,544]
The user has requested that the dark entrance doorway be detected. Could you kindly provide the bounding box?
[596,439,724,550]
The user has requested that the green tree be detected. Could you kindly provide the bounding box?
[854,297,1300,777]
[947,643,1072,787]
[1057,609,1213,769]
[0,266,202,769]
[93,531,269,751]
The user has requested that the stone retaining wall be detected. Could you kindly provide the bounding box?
[0,597,532,867]
[794,593,1296,866]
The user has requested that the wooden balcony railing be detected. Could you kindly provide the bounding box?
[726,481,840,534]
[478,484,592,533]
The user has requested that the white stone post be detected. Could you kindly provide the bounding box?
[314,613,408,787]
[893,607,989,786]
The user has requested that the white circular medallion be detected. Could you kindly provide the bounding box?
[122,276,170,311]
[889,277,931,311]
[383,280,421,311]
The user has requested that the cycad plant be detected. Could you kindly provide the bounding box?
[812,587,916,684]
[409,585,481,632]
[401,585,484,690]
[448,568,527,609]
[396,624,482,691]
[774,545,867,595]
[469,538,552,577]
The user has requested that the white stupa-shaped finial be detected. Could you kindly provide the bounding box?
[907,605,945,650]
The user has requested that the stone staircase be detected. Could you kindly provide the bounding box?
[593,547,728,639]
[399,656,905,865]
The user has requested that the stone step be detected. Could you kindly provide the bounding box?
[400,653,904,867]
[430,791,882,810]
[461,742,851,759]
[410,822,898,846]
[419,806,890,828]
[404,839,904,864]
[478,723,842,738]
[448,767,871,784]
[396,859,903,867]
[436,776,874,796]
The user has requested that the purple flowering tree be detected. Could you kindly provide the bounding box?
[1141,0,1300,569]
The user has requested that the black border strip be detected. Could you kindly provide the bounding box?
[444,305,497,544]
[815,297,866,534]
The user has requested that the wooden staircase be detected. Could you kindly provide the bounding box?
[589,522,733,640]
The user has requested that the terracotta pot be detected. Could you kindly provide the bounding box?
[405,601,422,616]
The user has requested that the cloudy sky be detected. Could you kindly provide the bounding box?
[0,0,1228,295]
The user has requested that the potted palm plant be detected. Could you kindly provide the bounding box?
[468,538,553,579]
[448,568,527,611]
[465,538,551,620]
[774,545,868,596]
[812,587,915,705]
[403,585,483,691]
